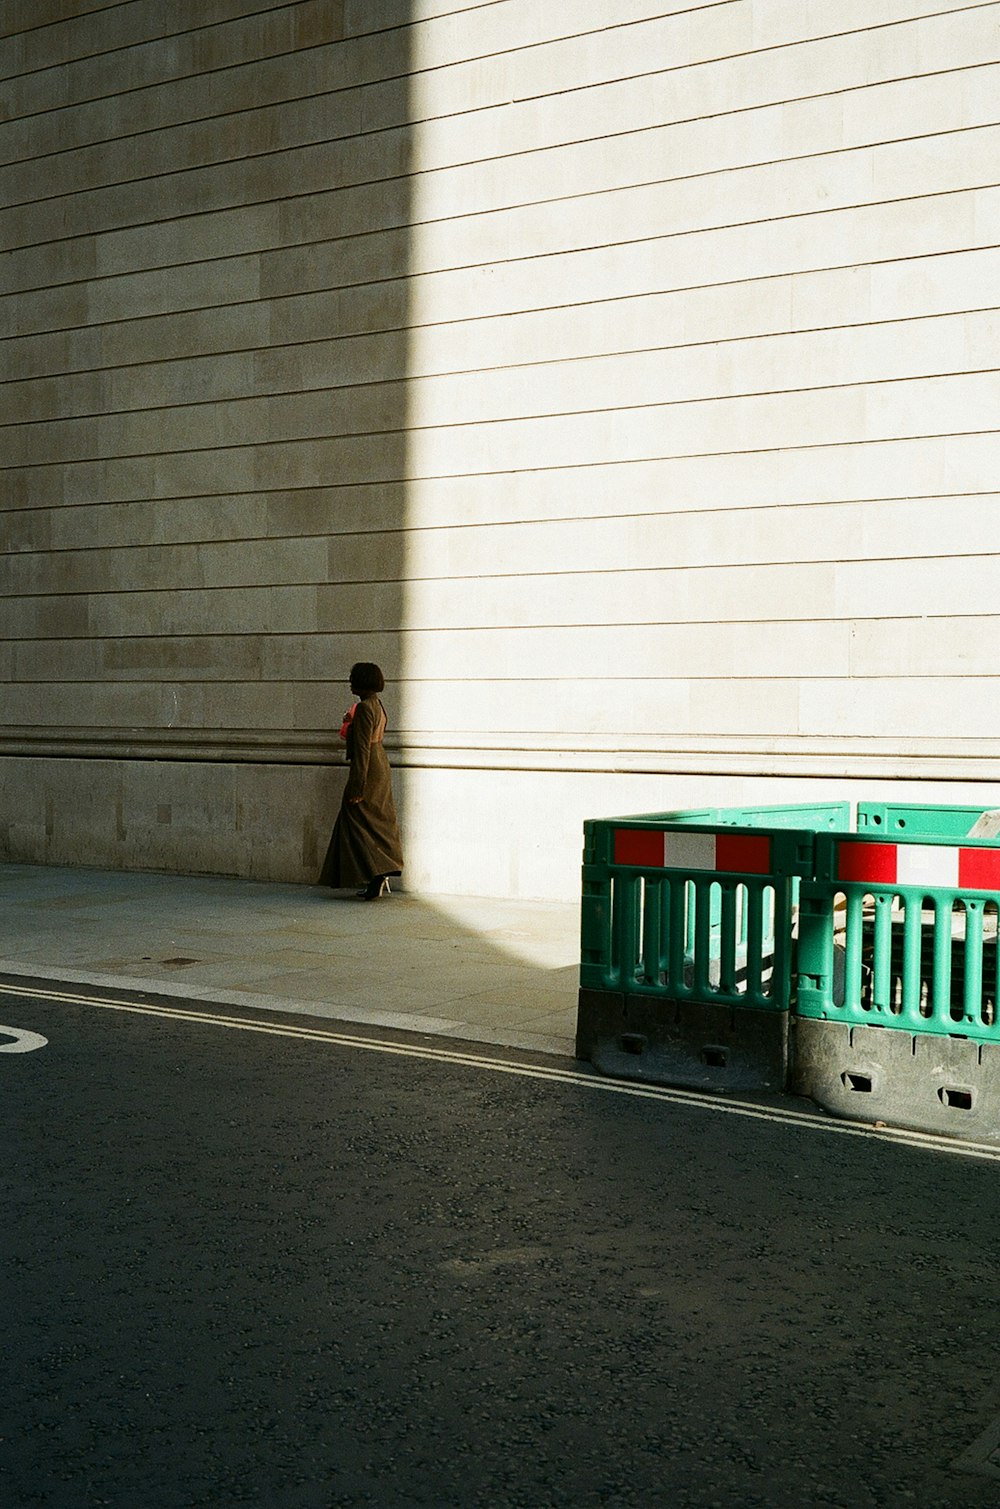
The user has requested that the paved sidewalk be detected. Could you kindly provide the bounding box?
[0,863,580,1058]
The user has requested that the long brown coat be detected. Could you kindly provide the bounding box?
[318,694,404,888]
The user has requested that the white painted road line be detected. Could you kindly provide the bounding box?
[0,1024,48,1053]
[3,978,1000,1163]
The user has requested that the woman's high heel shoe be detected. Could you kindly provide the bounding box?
[358,875,390,900]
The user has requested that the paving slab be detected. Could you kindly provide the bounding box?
[0,864,580,1056]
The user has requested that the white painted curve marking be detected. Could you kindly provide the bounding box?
[0,1024,48,1053]
[0,981,998,1163]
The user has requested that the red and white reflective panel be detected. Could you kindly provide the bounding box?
[837,841,1000,891]
[614,829,771,874]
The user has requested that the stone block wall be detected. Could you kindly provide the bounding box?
[3,1,1000,899]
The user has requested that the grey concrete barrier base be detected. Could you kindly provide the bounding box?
[576,988,788,1094]
[791,1017,1000,1143]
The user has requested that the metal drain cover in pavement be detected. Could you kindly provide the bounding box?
[953,1416,1000,1479]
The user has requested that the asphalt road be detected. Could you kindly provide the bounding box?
[3,977,1000,1509]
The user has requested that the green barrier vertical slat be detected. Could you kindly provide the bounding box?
[668,877,689,997]
[754,881,769,1001]
[771,887,785,1004]
[844,891,865,1010]
[606,873,617,987]
[964,900,984,1029]
[641,877,662,987]
[658,875,672,987]
[719,884,739,994]
[580,870,613,990]
[745,885,765,1005]
[931,899,952,1031]
[628,877,642,987]
[693,880,712,995]
[771,884,792,1010]
[901,897,924,1026]
[610,875,629,990]
[872,894,894,1014]
[795,888,835,1015]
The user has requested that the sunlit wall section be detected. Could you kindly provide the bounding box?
[398,0,1000,900]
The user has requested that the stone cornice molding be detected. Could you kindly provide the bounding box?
[2,728,1000,781]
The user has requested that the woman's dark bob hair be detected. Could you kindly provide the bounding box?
[350,662,385,694]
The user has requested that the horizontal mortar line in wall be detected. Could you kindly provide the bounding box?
[0,0,509,60]
[6,330,1000,430]
[7,309,1000,422]
[5,731,999,753]
[5,30,999,189]
[8,113,1000,275]
[381,494,1000,531]
[0,41,348,133]
[2,727,995,750]
[4,669,1000,684]
[7,232,1000,392]
[4,364,1000,455]
[0,677,807,690]
[3,487,996,529]
[3,0,483,68]
[2,545,996,594]
[5,426,1000,483]
[0,0,450,92]
[7,8,774,182]
[4,746,998,780]
[4,493,994,550]
[0,14,756,174]
[2,610,991,639]
[0,728,989,750]
[9,305,1000,411]
[3,27,995,277]
[41,0,972,164]
[399,1,1000,136]
[1,0,987,147]
[1,616,988,648]
[9,72,1000,230]
[4,730,1000,756]
[5,59,997,254]
[0,0,736,125]
[5,238,998,367]
[6,54,997,216]
[2,0,125,41]
[0,0,310,83]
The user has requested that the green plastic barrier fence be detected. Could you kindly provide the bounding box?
[577,803,849,1092]
[578,800,1000,1136]
[581,816,834,1012]
[797,828,1000,1044]
[856,801,1000,840]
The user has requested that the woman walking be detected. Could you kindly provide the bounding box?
[319,662,404,899]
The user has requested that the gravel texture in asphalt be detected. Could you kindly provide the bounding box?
[3,983,1000,1508]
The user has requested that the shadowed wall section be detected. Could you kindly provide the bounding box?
[0,0,412,879]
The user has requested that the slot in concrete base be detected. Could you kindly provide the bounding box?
[791,1016,1000,1143]
[576,987,788,1094]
